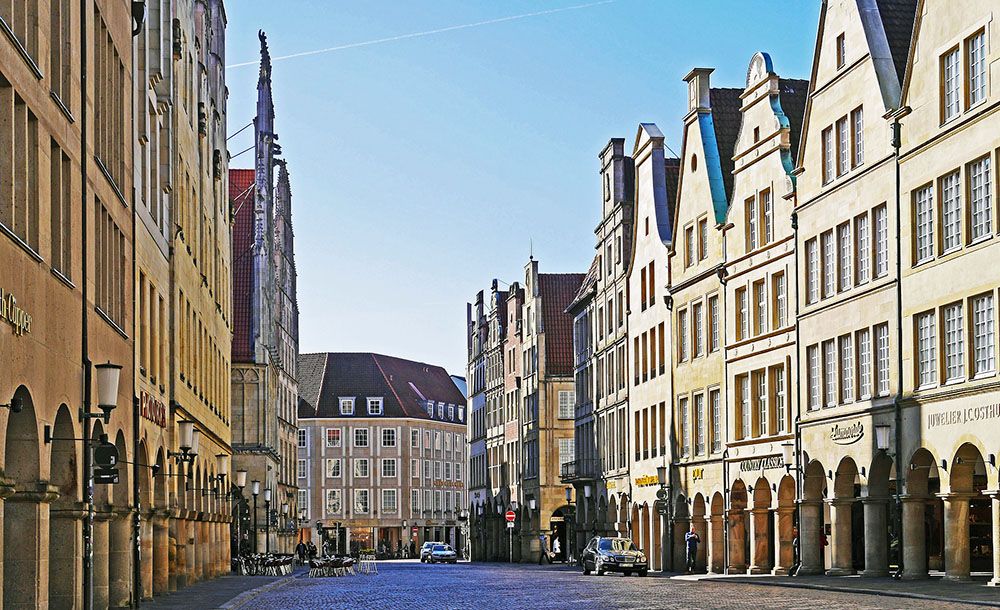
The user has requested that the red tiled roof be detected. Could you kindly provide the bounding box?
[297,352,467,423]
[230,169,255,362]
[539,273,585,377]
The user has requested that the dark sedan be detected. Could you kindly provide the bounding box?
[581,536,648,576]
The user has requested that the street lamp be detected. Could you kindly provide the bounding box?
[82,361,122,610]
[874,424,891,452]
[251,480,260,553]
[565,487,576,564]
[232,469,247,560]
[264,488,272,554]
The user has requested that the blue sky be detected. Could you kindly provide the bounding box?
[224,1,821,376]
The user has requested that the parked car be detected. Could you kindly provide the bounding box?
[428,544,458,564]
[420,541,443,563]
[581,536,648,576]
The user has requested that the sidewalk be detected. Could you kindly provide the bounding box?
[139,569,304,610]
[676,571,1000,607]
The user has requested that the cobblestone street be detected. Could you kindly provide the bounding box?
[238,561,985,610]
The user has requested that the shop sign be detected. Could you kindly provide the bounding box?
[829,421,864,445]
[606,480,616,490]
[139,391,167,427]
[927,404,1000,429]
[0,288,31,336]
[738,456,783,472]
[692,468,705,481]
[634,475,658,488]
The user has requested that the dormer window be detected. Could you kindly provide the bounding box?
[448,405,455,420]
[367,398,383,415]
[339,398,354,415]
[437,402,445,419]
[458,407,465,422]
[836,33,846,69]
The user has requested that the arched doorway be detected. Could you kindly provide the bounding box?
[828,456,860,575]
[727,480,748,573]
[709,492,725,573]
[48,404,81,608]
[945,443,992,580]
[152,448,171,593]
[550,507,569,562]
[639,503,651,565]
[798,459,827,575]
[774,475,796,574]
[4,386,44,608]
[902,447,939,579]
[749,477,772,574]
[108,430,132,607]
[862,451,894,577]
[137,440,153,598]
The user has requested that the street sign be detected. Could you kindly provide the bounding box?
[94,466,119,485]
[504,510,516,523]
[94,439,119,469]
[655,488,667,501]
[506,521,515,529]
[654,499,667,516]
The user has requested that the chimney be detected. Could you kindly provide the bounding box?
[684,67,714,113]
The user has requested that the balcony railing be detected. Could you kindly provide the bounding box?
[560,458,599,483]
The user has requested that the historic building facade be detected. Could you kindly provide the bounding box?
[721,54,806,577]
[230,31,300,557]
[297,353,467,555]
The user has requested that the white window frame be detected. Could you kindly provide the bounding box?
[876,323,891,395]
[353,458,370,478]
[839,335,854,403]
[326,458,342,478]
[381,489,397,514]
[943,47,961,122]
[875,205,889,277]
[354,489,370,514]
[915,185,935,263]
[973,294,996,377]
[967,30,987,108]
[354,428,369,448]
[381,458,397,478]
[917,311,938,387]
[941,170,962,253]
[297,428,307,449]
[943,302,965,382]
[857,328,872,400]
[297,459,307,479]
[382,427,396,448]
[367,397,383,415]
[969,156,992,242]
[339,398,354,415]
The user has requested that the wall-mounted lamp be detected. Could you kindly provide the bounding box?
[528,498,537,511]
[0,396,23,413]
[235,469,248,489]
[874,424,891,452]
[584,484,592,499]
[940,459,948,471]
[781,442,796,473]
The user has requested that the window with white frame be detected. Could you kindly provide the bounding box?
[943,303,965,382]
[838,223,852,291]
[710,389,721,453]
[354,458,369,478]
[875,205,889,277]
[367,397,383,415]
[339,398,354,415]
[761,190,773,245]
[773,365,786,433]
[840,335,854,403]
[455,463,462,480]
[423,460,431,480]
[824,339,836,406]
[773,272,787,329]
[737,378,749,440]
[806,238,819,303]
[411,458,419,478]
[876,323,890,395]
[754,371,767,437]
[973,294,996,376]
[915,185,934,263]
[941,171,962,253]
[969,156,992,241]
[736,290,747,341]
[679,309,690,359]
[694,393,705,455]
[382,458,397,478]
[558,438,574,466]
[424,490,432,511]
[836,117,849,176]
[381,489,397,513]
[297,459,307,479]
[822,231,836,297]
[822,126,834,183]
[680,396,691,455]
[754,280,766,335]
[433,461,441,479]
[558,391,574,419]
[297,429,307,448]
[807,344,820,409]
[943,47,961,122]
[709,296,720,351]
[855,213,870,284]
[325,458,341,478]
[353,489,369,514]
[747,197,759,251]
[444,462,451,480]
[411,429,419,448]
[917,311,937,387]
[354,428,369,448]
[458,406,465,422]
[699,218,709,261]
[857,328,872,399]
[382,428,396,447]
[851,106,864,167]
[298,489,308,519]
[968,30,987,107]
[448,405,455,420]
[437,403,444,419]
[326,428,342,447]
[411,489,420,514]
[325,489,342,515]
[693,302,704,356]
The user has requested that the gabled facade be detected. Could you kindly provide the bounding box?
[793,0,916,578]
[722,53,806,577]
[626,123,678,572]
[896,0,1000,582]
[668,69,741,574]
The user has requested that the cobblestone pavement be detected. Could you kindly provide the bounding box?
[140,571,294,610]
[238,561,983,610]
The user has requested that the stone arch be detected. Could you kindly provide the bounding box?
[867,451,894,498]
[154,447,167,509]
[629,502,640,546]
[708,491,725,573]
[3,386,43,608]
[691,493,707,572]
[728,479,749,572]
[950,442,985,493]
[748,478,773,574]
[618,493,630,537]
[48,404,80,608]
[828,456,861,575]
[640,502,651,559]
[774,475,797,575]
[833,456,859,499]
[606,495,616,536]
[803,459,827,501]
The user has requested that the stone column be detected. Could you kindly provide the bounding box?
[861,497,889,577]
[694,516,708,571]
[940,493,972,581]
[197,519,207,581]
[108,510,132,608]
[93,512,111,610]
[139,511,153,599]
[772,506,795,575]
[988,491,1000,587]
[4,483,58,610]
[708,514,725,574]
[726,508,746,573]
[184,517,196,586]
[49,504,86,609]
[153,513,170,594]
[749,508,771,574]
[169,515,181,590]
[826,498,854,576]
[797,500,823,575]
[901,496,927,579]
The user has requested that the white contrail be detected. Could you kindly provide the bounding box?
[226,0,616,69]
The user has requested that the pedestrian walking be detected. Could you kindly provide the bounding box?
[553,536,561,561]
[791,527,800,575]
[296,540,307,565]
[684,526,700,573]
[307,540,318,560]
[538,534,551,565]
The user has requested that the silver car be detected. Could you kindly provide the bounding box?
[428,544,457,564]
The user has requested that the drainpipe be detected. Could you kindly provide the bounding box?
[791,209,803,571]
[718,224,730,574]
[130,7,143,603]
[890,111,907,579]
[80,0,92,605]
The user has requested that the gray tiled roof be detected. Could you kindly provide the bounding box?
[875,0,918,84]
[709,88,744,202]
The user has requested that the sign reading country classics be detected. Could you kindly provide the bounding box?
[928,404,1000,429]
[739,456,784,472]
[0,288,31,336]
[830,421,864,445]
[139,391,167,427]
